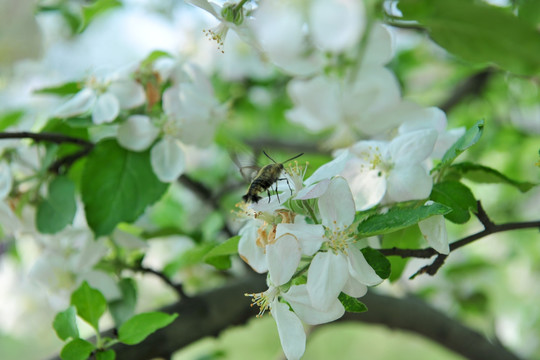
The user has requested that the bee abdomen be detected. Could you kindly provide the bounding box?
[242,193,262,203]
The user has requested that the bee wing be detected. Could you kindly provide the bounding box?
[239,165,260,182]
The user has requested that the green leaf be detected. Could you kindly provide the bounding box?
[338,293,368,313]
[430,181,477,224]
[60,339,95,360]
[34,82,81,96]
[447,162,537,192]
[518,0,540,26]
[81,140,169,236]
[70,281,107,331]
[357,203,451,236]
[361,247,391,279]
[163,243,215,277]
[53,306,79,341]
[436,120,484,171]
[0,110,24,131]
[118,312,178,345]
[203,236,240,270]
[381,226,422,282]
[397,0,540,75]
[36,176,77,234]
[140,50,173,67]
[80,0,122,32]
[109,278,138,327]
[96,350,116,360]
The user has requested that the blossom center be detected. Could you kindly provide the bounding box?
[245,286,278,317]
[325,225,354,254]
[256,222,277,249]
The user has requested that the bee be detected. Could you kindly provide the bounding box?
[242,151,303,203]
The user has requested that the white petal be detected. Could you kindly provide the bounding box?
[362,23,394,66]
[271,300,306,360]
[0,161,12,199]
[342,163,386,211]
[304,150,352,187]
[307,251,348,310]
[276,223,325,256]
[117,115,159,151]
[342,275,368,298]
[267,234,302,286]
[283,284,345,325]
[55,88,96,118]
[92,93,120,124]
[347,246,383,286]
[419,215,449,255]
[184,0,221,18]
[0,201,20,234]
[295,179,330,200]
[387,164,432,202]
[108,80,146,109]
[318,177,355,229]
[82,270,121,301]
[150,138,185,182]
[389,129,438,165]
[309,0,365,52]
[238,222,268,273]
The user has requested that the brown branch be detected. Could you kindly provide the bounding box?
[0,131,94,174]
[46,274,520,360]
[135,265,189,299]
[439,68,494,113]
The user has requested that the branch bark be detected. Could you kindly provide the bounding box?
[47,274,520,360]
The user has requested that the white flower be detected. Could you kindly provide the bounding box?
[55,70,145,125]
[304,177,383,310]
[419,213,449,255]
[247,282,344,360]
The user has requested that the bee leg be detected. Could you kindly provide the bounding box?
[275,182,281,203]
[267,189,272,203]
[279,177,293,196]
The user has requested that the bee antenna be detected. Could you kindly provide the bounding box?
[284,153,304,163]
[262,150,278,164]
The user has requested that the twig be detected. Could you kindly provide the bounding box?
[136,265,189,299]
[439,68,494,113]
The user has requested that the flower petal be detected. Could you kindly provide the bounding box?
[271,300,306,360]
[318,176,355,229]
[117,115,159,151]
[342,273,368,298]
[389,129,437,165]
[108,80,146,109]
[283,284,345,325]
[0,161,12,199]
[55,88,96,118]
[304,150,351,187]
[150,138,185,182]
[419,215,449,255]
[342,164,386,211]
[276,223,325,256]
[237,221,268,273]
[307,251,348,310]
[92,92,120,124]
[347,246,383,286]
[267,234,302,286]
[386,164,432,202]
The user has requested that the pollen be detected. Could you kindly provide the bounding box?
[256,222,277,249]
[203,23,228,53]
[326,225,354,254]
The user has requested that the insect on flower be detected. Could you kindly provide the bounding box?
[242,151,303,204]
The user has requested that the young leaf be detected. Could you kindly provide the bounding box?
[118,312,178,345]
[436,120,484,171]
[203,235,240,270]
[141,50,173,67]
[81,139,169,236]
[70,281,107,331]
[109,278,138,327]
[430,181,477,224]
[53,306,79,341]
[338,293,368,313]
[36,176,77,234]
[96,349,116,360]
[361,247,391,279]
[60,339,95,360]
[357,203,451,236]
[79,0,122,32]
[34,82,80,96]
[0,110,24,131]
[447,162,537,193]
[397,0,540,75]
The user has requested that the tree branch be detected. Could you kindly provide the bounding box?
[438,68,494,113]
[47,274,520,360]
[135,265,189,299]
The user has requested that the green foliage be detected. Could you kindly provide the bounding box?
[203,235,240,270]
[96,350,116,360]
[0,110,24,131]
[518,0,540,26]
[36,176,77,233]
[70,281,107,331]
[357,203,451,236]
[435,120,484,172]
[117,312,178,345]
[338,293,368,313]
[109,278,138,327]
[361,247,391,279]
[430,181,477,224]
[34,82,81,96]
[60,338,96,360]
[80,0,122,32]
[140,50,173,67]
[397,0,540,75]
[53,306,79,341]
[164,243,215,277]
[81,140,169,236]
[382,226,422,282]
[446,162,537,192]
